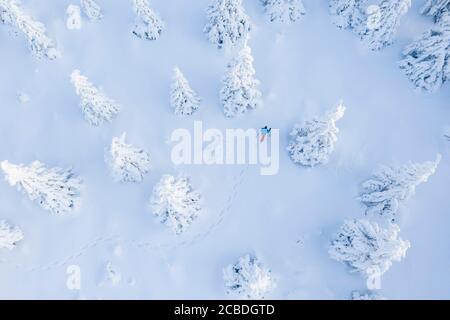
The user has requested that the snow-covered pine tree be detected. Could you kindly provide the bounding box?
[132,0,163,40]
[220,45,261,117]
[329,219,410,278]
[329,0,367,29]
[0,160,82,215]
[100,261,122,286]
[359,155,441,222]
[0,220,23,250]
[287,101,345,167]
[399,12,450,92]
[0,0,60,59]
[262,0,305,24]
[421,0,450,22]
[204,0,252,49]
[223,254,275,299]
[351,290,387,300]
[81,0,103,21]
[150,175,201,235]
[360,0,411,51]
[170,67,201,116]
[105,133,151,183]
[70,69,120,126]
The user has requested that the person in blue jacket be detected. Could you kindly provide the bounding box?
[260,126,272,142]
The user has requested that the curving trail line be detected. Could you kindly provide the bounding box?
[0,165,250,272]
[131,164,250,252]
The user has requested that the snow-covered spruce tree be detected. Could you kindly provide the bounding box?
[360,0,411,51]
[399,12,450,92]
[0,220,24,250]
[329,219,410,278]
[0,0,59,59]
[150,175,201,235]
[81,0,103,21]
[223,254,275,299]
[421,0,450,22]
[351,290,387,300]
[359,155,441,222]
[220,45,261,117]
[204,0,252,49]
[105,133,151,183]
[132,0,163,40]
[0,160,82,215]
[70,69,120,126]
[170,67,201,116]
[329,0,367,30]
[262,0,305,24]
[287,101,345,167]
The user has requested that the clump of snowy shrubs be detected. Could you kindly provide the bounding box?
[99,261,122,286]
[0,220,24,250]
[329,219,410,280]
[351,290,387,300]
[81,0,103,21]
[223,254,275,299]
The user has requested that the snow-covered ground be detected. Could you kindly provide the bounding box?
[0,0,449,299]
